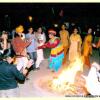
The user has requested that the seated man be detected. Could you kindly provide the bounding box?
[0,49,33,97]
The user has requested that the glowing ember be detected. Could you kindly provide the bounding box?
[38,57,88,96]
[52,57,83,87]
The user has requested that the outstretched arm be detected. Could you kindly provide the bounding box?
[96,39,100,48]
[38,38,60,49]
[92,39,100,48]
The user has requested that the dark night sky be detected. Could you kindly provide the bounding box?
[0,3,100,15]
[0,3,100,31]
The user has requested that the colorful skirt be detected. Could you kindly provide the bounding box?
[48,52,64,72]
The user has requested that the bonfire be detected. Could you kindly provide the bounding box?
[38,57,89,96]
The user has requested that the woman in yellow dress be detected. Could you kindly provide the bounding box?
[82,28,93,68]
[59,24,69,64]
[69,27,82,63]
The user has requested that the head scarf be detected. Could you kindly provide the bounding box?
[48,29,56,35]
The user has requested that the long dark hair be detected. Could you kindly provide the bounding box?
[71,26,80,34]
[37,26,43,34]
[60,23,67,30]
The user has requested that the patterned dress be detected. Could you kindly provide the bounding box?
[38,37,64,72]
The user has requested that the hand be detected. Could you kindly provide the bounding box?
[26,59,34,68]
[92,62,100,70]
[37,47,40,49]
[92,43,96,47]
[38,46,42,49]
[22,69,28,76]
[38,45,46,49]
[28,38,32,42]
[42,45,46,48]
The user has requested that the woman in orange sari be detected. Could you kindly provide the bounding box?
[82,28,93,68]
[59,24,69,64]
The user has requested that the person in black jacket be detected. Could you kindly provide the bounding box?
[0,49,33,97]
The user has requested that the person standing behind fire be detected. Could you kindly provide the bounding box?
[11,25,31,71]
[34,26,46,70]
[59,24,69,64]
[69,27,82,63]
[82,28,93,68]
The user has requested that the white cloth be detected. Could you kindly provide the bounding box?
[0,87,19,97]
[36,49,44,68]
[85,63,100,95]
[35,33,46,68]
[16,57,28,71]
[0,50,3,54]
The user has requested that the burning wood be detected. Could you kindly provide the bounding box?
[38,57,88,96]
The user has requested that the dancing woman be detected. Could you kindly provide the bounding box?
[38,29,64,72]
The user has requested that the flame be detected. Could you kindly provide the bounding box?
[52,56,84,91]
[38,56,88,96]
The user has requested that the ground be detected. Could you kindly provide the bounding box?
[18,48,100,97]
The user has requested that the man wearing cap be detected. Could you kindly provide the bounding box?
[38,29,64,72]
[11,25,31,71]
